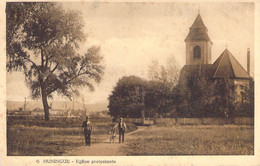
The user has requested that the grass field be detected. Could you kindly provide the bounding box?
[7,116,254,156]
[7,116,137,156]
[122,125,254,155]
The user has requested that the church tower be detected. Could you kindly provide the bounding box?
[185,14,213,65]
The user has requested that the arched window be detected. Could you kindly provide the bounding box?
[193,46,201,59]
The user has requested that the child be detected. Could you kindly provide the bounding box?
[109,127,116,143]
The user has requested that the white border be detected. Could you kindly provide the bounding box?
[0,0,259,166]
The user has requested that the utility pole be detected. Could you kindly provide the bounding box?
[23,97,28,111]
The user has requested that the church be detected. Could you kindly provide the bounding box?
[176,13,254,118]
[179,13,253,104]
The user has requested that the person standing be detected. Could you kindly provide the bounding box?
[115,118,127,143]
[82,116,92,146]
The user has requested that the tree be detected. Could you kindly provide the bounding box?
[147,59,161,82]
[175,71,217,118]
[212,77,236,118]
[147,55,180,90]
[145,81,174,117]
[108,76,146,118]
[190,75,216,117]
[6,2,104,121]
[174,79,191,117]
[165,55,180,88]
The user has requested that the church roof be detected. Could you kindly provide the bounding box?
[180,64,216,80]
[179,49,251,80]
[185,14,213,44]
[213,49,251,79]
[190,14,208,29]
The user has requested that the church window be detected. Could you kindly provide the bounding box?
[193,46,201,59]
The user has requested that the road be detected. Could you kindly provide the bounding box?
[63,126,146,156]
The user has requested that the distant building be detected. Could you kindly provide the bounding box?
[180,13,253,104]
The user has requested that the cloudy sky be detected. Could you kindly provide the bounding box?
[6,2,254,104]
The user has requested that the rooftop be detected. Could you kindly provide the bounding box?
[213,49,251,79]
[185,14,213,44]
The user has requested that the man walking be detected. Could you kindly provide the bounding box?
[115,118,127,143]
[82,116,92,146]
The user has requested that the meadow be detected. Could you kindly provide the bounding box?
[7,116,254,156]
[7,116,137,156]
[122,125,254,155]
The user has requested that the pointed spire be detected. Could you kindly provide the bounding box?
[185,14,212,44]
[190,14,207,29]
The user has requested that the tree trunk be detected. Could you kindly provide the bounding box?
[42,93,50,121]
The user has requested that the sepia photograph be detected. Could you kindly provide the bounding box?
[1,0,260,165]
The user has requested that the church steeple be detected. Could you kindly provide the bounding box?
[190,14,207,29]
[185,14,213,65]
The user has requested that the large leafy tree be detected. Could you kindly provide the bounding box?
[108,76,146,118]
[175,69,216,118]
[6,2,104,121]
[108,76,175,119]
[145,81,174,117]
[175,73,238,118]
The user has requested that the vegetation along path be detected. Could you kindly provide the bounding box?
[63,126,147,156]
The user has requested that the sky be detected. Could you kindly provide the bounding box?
[6,2,255,105]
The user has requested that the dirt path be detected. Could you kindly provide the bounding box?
[63,126,147,156]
